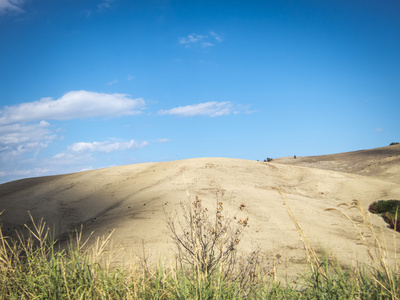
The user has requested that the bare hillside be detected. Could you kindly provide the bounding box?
[274,144,400,183]
[1,148,399,280]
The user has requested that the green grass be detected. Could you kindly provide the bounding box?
[1,196,400,299]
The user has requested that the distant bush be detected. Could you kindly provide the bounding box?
[369,200,400,232]
[390,142,399,146]
[264,158,273,162]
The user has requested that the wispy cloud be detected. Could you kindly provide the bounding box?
[156,138,171,143]
[209,31,223,42]
[179,33,207,45]
[68,139,149,153]
[0,121,55,154]
[45,139,149,177]
[179,31,223,48]
[84,0,117,17]
[0,90,145,125]
[0,0,24,14]
[0,119,55,182]
[2,138,150,182]
[107,78,118,86]
[158,101,238,117]
[97,0,116,11]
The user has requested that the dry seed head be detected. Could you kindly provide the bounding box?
[217,201,223,213]
[237,217,249,227]
[239,203,246,211]
[193,195,202,208]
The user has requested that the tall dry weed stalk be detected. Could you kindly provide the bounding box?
[326,200,400,299]
[165,191,261,297]
[276,188,400,299]
[274,188,323,272]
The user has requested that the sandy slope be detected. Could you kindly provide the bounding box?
[1,145,400,280]
[274,144,400,183]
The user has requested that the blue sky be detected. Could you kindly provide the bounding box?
[0,0,399,183]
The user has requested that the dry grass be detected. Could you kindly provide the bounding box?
[1,190,400,299]
[325,200,400,299]
[277,187,400,299]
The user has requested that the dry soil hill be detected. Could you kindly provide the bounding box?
[274,144,400,183]
[1,146,399,281]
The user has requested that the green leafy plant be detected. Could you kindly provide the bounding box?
[369,200,400,231]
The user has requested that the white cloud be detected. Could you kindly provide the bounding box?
[179,33,207,45]
[37,138,150,181]
[80,166,94,172]
[2,138,149,182]
[0,120,49,145]
[0,0,24,14]
[68,139,149,153]
[158,101,235,117]
[0,90,145,157]
[0,120,55,183]
[0,121,55,155]
[0,90,147,182]
[179,31,223,48]
[0,90,145,125]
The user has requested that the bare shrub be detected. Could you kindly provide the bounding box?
[165,193,261,295]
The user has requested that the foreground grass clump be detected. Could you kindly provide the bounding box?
[0,214,129,299]
[1,195,400,299]
[369,200,400,231]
